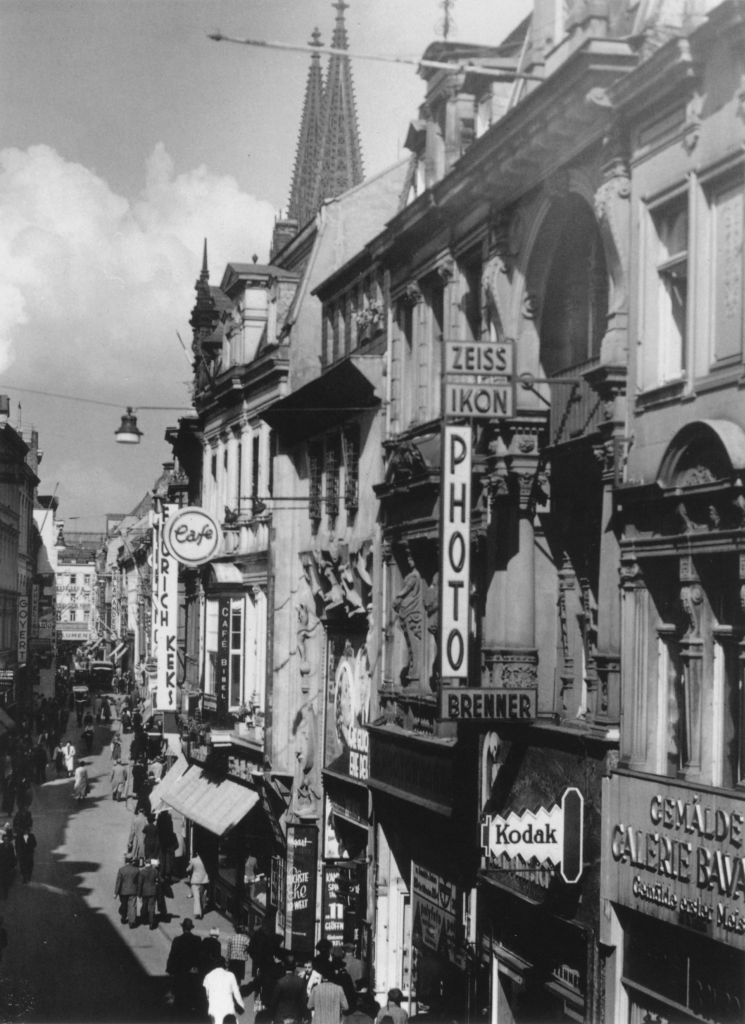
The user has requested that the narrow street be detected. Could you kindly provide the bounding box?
[0,714,246,1024]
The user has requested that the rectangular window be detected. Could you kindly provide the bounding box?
[709,178,743,365]
[230,602,243,708]
[342,428,359,514]
[652,197,688,383]
[325,435,340,520]
[463,257,483,341]
[252,435,260,499]
[332,304,341,363]
[309,443,323,523]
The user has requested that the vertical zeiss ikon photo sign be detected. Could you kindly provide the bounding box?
[440,424,471,683]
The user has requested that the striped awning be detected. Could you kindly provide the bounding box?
[111,642,128,662]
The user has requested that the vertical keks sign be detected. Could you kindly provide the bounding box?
[440,424,471,683]
[153,503,178,709]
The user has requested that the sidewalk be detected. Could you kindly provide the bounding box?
[82,708,258,1022]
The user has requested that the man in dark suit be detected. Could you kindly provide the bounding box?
[166,918,202,1016]
[114,854,140,928]
[138,857,160,930]
[15,830,36,883]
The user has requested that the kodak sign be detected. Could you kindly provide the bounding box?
[481,787,584,884]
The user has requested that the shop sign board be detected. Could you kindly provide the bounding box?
[445,340,513,377]
[481,787,584,884]
[603,773,745,951]
[322,860,364,949]
[368,728,454,817]
[164,506,220,567]
[0,670,14,691]
[440,687,536,721]
[153,503,178,709]
[56,628,90,641]
[324,632,371,781]
[284,824,318,956]
[440,424,471,683]
[17,596,28,666]
[411,862,460,966]
[215,597,230,718]
[444,382,513,419]
[31,583,39,638]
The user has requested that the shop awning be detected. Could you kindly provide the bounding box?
[261,355,383,445]
[155,759,260,836]
[208,563,243,587]
[112,642,128,662]
[0,709,16,734]
[149,753,190,812]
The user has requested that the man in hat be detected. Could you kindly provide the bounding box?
[137,857,160,929]
[269,953,307,1024]
[166,917,202,1016]
[114,853,140,928]
[311,936,334,977]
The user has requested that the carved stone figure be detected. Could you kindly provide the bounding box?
[392,551,425,688]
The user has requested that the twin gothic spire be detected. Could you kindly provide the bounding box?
[287,1,364,229]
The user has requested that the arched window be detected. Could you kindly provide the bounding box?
[540,196,608,377]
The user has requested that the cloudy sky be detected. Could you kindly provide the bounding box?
[0,0,531,526]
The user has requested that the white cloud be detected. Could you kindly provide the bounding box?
[0,143,277,519]
[0,143,276,399]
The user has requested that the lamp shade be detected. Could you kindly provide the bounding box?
[115,407,143,444]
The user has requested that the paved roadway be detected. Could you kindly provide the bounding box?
[0,710,253,1024]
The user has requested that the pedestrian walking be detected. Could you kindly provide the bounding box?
[307,968,348,1024]
[110,759,128,801]
[61,739,76,778]
[110,731,122,762]
[203,961,244,1024]
[15,828,36,883]
[82,721,94,755]
[114,853,140,928]
[269,953,307,1024]
[73,762,89,801]
[0,833,16,898]
[156,809,177,882]
[225,922,250,985]
[186,850,209,919]
[200,927,223,977]
[166,918,202,1017]
[374,989,408,1024]
[127,807,148,862]
[137,857,160,929]
[13,805,32,834]
[142,813,160,861]
[33,739,47,785]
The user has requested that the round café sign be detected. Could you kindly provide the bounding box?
[164,506,220,567]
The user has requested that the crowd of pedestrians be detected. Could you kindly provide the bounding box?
[164,921,392,1024]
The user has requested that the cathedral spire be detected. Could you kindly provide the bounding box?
[313,0,364,210]
[190,238,214,336]
[287,28,326,228]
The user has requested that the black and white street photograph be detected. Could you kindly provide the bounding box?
[1,0,745,1021]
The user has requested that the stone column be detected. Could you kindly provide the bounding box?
[480,419,542,689]
[620,554,650,771]
[679,556,704,779]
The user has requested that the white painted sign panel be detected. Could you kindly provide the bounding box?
[440,425,471,682]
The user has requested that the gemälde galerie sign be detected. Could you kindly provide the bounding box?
[604,773,745,950]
